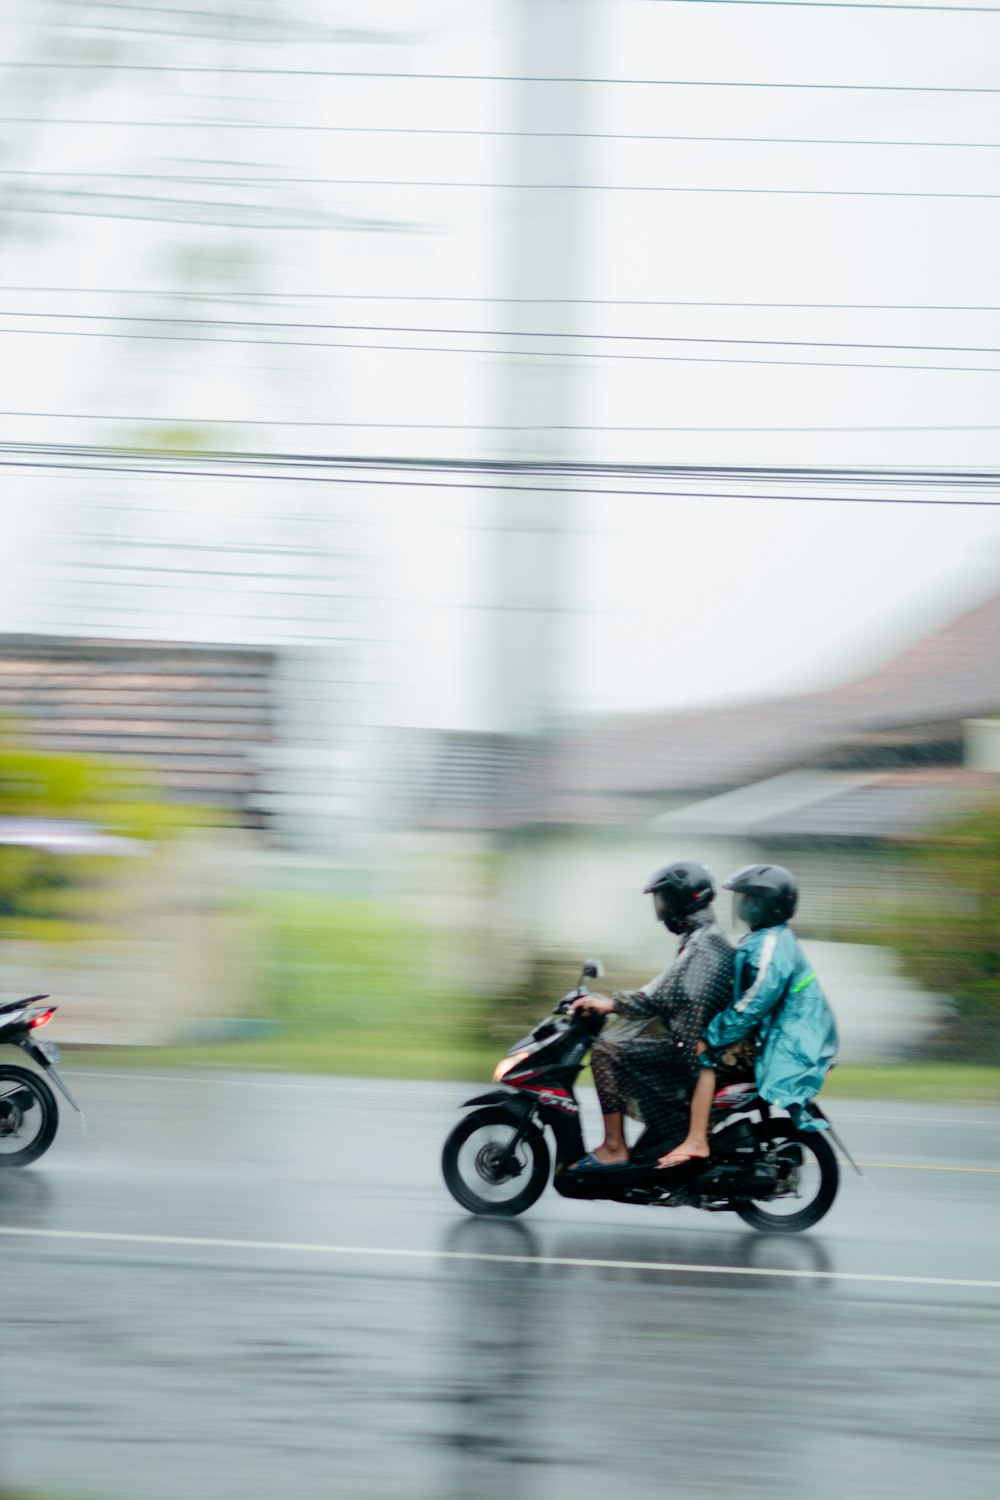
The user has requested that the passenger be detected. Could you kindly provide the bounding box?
[659,863,839,1169]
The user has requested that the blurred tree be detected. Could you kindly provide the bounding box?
[883,799,1000,1060]
[0,719,184,932]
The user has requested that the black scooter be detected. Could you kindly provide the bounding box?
[443,960,849,1233]
[0,995,81,1166]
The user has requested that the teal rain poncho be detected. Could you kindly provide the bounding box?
[702,923,838,1129]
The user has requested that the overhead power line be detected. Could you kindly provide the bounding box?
[11,444,1000,482]
[10,319,1000,373]
[40,0,1000,21]
[5,64,1000,93]
[12,307,1000,357]
[4,409,1000,435]
[4,445,1000,506]
[645,0,1000,9]
[5,287,1000,312]
[61,0,1000,13]
[6,119,1000,149]
[8,171,1000,201]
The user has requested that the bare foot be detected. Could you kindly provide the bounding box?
[658,1137,710,1169]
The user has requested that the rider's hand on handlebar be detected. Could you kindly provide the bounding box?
[570,994,615,1017]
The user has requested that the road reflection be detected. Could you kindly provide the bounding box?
[547,1223,835,1286]
[0,1169,53,1220]
[434,1218,547,1500]
[433,1214,839,1498]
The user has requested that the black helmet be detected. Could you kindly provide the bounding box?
[723,863,798,930]
[643,860,715,934]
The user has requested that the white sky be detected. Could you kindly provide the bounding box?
[3,0,1000,729]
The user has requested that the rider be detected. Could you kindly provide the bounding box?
[659,862,839,1168]
[570,860,733,1167]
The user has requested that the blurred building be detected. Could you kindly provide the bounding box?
[0,635,275,826]
[4,467,385,864]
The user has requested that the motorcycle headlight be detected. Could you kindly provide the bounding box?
[493,1050,530,1083]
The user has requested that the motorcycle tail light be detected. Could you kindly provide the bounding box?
[28,1008,55,1029]
[493,1050,530,1083]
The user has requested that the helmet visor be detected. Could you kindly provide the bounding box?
[652,888,673,925]
[652,887,687,931]
[732,890,767,931]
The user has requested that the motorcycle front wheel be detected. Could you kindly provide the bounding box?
[734,1124,839,1233]
[0,1065,59,1167]
[442,1106,550,1217]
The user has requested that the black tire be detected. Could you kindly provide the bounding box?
[734,1124,839,1234]
[442,1106,550,1218]
[0,1065,59,1168]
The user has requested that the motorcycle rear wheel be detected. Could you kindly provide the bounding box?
[733,1125,839,1234]
[0,1065,59,1167]
[442,1106,550,1217]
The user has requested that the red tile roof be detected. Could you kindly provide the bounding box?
[0,636,274,822]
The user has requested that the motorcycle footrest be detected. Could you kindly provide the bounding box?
[554,1162,660,1200]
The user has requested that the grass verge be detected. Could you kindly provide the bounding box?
[62,1036,1000,1101]
[63,1029,501,1082]
[821,1063,1000,1103]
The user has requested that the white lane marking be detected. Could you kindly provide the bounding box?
[1,1226,998,1291]
[850,1159,1000,1174]
[824,1112,1000,1128]
[62,1072,1000,1124]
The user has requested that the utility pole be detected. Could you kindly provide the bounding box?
[486,0,597,739]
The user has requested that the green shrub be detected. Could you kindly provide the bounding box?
[881,798,1000,1060]
[0,724,188,938]
[248,894,451,1034]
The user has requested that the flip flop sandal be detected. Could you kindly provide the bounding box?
[573,1151,630,1170]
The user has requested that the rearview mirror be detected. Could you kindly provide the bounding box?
[581,958,604,980]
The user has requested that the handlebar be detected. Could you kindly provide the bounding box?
[554,988,588,1015]
[554,991,609,1037]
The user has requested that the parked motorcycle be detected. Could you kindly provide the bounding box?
[443,960,853,1233]
[0,995,81,1166]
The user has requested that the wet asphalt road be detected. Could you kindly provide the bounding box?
[1,1070,998,1500]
